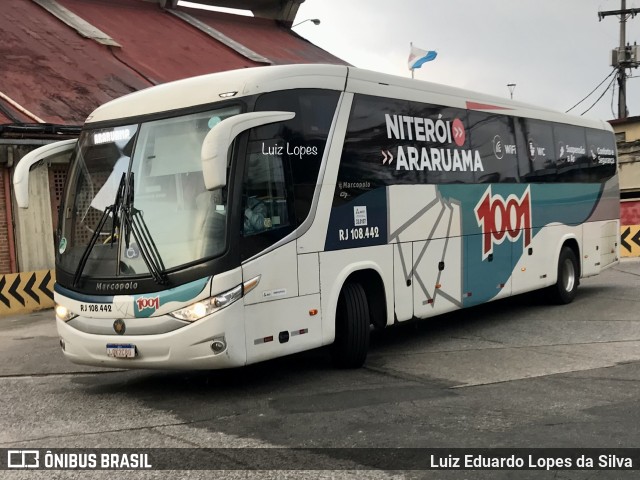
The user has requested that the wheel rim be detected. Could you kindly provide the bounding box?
[562,258,575,292]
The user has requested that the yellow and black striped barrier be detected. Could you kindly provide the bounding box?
[0,270,55,316]
[620,225,640,258]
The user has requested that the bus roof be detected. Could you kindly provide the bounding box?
[86,64,611,132]
[86,64,348,124]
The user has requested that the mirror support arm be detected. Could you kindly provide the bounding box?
[201,111,295,191]
[13,139,77,208]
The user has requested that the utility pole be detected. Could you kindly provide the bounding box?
[599,0,640,119]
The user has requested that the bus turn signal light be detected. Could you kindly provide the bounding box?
[243,275,261,295]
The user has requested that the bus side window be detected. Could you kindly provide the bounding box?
[239,146,295,260]
[585,128,617,182]
[468,111,519,183]
[519,119,557,182]
[241,150,291,236]
[552,124,589,182]
[253,89,340,225]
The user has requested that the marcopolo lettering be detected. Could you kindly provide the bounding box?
[96,282,139,291]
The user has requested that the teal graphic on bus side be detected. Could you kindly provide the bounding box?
[438,183,604,306]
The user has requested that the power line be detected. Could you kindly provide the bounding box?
[565,68,616,113]
[611,80,617,118]
[581,74,618,115]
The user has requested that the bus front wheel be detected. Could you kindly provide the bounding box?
[548,246,579,304]
[332,282,370,368]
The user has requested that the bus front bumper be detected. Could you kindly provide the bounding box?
[56,301,246,370]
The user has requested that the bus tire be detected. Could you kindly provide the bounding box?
[548,246,579,304]
[332,282,370,369]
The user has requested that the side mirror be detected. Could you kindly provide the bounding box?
[13,139,77,208]
[201,111,295,190]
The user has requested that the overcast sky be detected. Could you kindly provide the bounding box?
[293,0,640,121]
[182,0,640,122]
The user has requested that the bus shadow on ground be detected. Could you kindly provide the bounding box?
[371,290,545,347]
[73,289,594,453]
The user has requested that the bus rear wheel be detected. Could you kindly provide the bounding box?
[548,246,579,304]
[332,282,370,368]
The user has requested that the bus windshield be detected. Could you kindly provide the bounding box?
[57,106,241,281]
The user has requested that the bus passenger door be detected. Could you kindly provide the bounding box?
[238,144,321,364]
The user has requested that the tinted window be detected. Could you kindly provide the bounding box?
[240,89,339,260]
[519,118,556,182]
[518,120,617,183]
[338,94,615,194]
[253,89,340,225]
[339,96,419,192]
[586,128,617,181]
[336,94,484,203]
[553,124,590,182]
[242,150,291,236]
[468,112,519,183]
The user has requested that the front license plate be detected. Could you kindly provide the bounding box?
[106,344,136,358]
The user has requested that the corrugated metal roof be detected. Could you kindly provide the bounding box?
[181,6,347,65]
[0,0,347,127]
[57,0,263,82]
[0,100,34,125]
[0,112,16,124]
[1,0,151,125]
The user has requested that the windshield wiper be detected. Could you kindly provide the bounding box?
[122,173,168,285]
[72,173,126,287]
[72,172,168,287]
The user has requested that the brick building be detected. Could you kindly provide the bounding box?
[610,116,640,224]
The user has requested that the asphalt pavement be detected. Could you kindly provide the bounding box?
[1,259,639,479]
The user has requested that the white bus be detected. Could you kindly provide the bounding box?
[14,64,619,369]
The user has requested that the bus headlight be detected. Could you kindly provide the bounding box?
[169,277,259,322]
[55,304,78,322]
[169,285,243,322]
